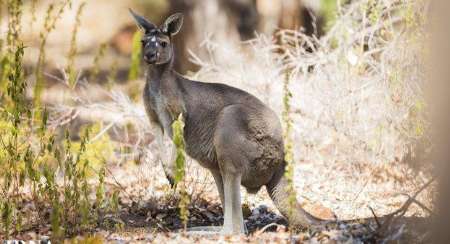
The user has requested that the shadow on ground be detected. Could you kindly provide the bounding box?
[99,197,431,243]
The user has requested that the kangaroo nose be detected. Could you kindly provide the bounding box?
[145,51,158,63]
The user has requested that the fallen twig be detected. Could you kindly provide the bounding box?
[400,193,435,216]
[375,176,436,238]
[254,223,284,236]
[369,206,381,228]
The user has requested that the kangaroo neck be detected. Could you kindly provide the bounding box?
[146,58,177,93]
[145,58,186,123]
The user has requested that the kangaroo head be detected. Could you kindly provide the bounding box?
[129,9,183,65]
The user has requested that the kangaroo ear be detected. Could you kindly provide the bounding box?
[129,9,156,33]
[162,13,184,36]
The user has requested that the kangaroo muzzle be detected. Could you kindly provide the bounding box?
[144,51,158,64]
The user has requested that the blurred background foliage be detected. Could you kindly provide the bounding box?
[7,0,337,78]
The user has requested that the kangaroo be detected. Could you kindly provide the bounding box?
[130,10,325,234]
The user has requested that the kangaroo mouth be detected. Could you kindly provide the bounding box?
[143,56,157,64]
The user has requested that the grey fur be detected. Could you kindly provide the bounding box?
[130,10,325,234]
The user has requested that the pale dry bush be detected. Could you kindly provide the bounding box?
[186,0,430,217]
[192,0,427,168]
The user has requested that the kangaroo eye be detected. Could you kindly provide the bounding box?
[161,41,168,48]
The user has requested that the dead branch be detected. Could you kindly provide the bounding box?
[400,193,435,216]
[375,176,436,237]
[369,206,382,228]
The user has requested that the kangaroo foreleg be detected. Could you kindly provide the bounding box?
[211,169,225,208]
[154,125,177,187]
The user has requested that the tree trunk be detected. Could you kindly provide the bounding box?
[429,1,450,243]
[168,0,242,74]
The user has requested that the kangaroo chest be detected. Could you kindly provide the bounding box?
[144,80,219,169]
[144,83,174,137]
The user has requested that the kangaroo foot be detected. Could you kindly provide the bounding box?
[184,226,222,235]
[220,224,247,235]
[185,225,247,235]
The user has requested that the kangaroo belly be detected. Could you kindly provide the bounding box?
[184,117,219,170]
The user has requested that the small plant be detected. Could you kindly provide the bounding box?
[90,42,108,83]
[281,69,297,234]
[34,0,72,106]
[30,0,37,25]
[0,1,112,240]
[172,113,190,230]
[107,60,119,90]
[67,2,87,87]
[0,44,27,240]
[71,123,114,177]
[366,0,382,25]
[6,0,23,51]
[1,0,23,96]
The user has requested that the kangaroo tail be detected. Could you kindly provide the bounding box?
[266,162,330,229]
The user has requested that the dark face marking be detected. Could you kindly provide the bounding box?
[130,10,183,65]
[141,30,173,65]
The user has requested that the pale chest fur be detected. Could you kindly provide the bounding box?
[143,82,174,137]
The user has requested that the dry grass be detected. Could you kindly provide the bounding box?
[184,0,430,219]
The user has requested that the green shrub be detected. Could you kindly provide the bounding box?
[172,114,190,230]
[0,1,112,241]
